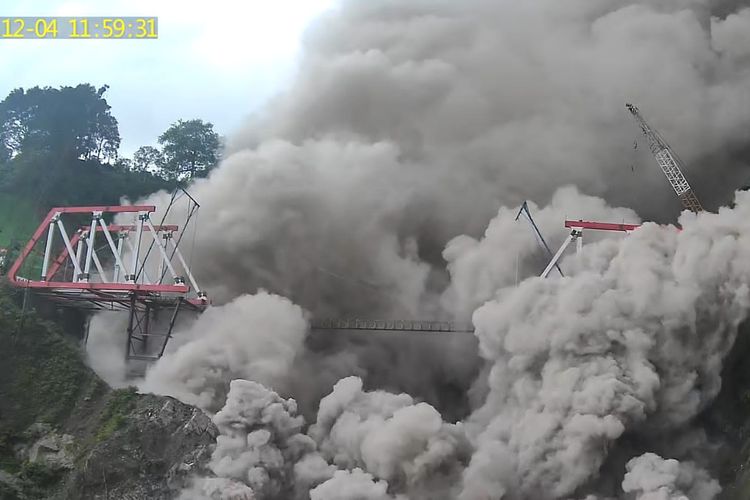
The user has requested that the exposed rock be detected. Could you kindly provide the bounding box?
[24,423,53,439]
[14,425,76,471]
[0,469,25,499]
[0,285,220,500]
[61,393,218,499]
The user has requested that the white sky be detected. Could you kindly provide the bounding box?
[0,0,336,155]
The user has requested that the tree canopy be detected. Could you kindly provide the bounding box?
[132,146,164,173]
[0,84,120,161]
[0,84,173,213]
[0,84,226,227]
[158,119,219,180]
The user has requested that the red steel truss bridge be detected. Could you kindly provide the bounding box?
[8,202,641,359]
[7,192,206,361]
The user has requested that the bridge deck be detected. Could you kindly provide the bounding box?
[309,318,474,333]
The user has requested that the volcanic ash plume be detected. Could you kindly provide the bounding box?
[85,311,130,387]
[173,190,750,500]
[114,0,750,498]
[442,185,640,320]
[192,375,468,500]
[309,376,470,499]
[185,379,320,499]
[127,0,750,430]
[140,292,308,411]
[138,0,750,319]
[455,192,750,499]
[622,453,720,500]
[309,469,402,500]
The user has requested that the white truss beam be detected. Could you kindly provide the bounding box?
[541,230,581,278]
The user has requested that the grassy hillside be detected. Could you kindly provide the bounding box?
[0,195,40,249]
[0,282,104,498]
[0,285,99,449]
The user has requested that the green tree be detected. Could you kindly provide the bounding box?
[0,84,173,212]
[113,157,133,171]
[0,84,120,161]
[132,145,164,173]
[158,119,219,180]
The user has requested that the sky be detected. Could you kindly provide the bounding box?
[0,0,336,155]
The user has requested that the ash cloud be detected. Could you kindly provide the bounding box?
[309,376,470,499]
[622,453,720,500]
[457,193,750,499]
[160,191,750,499]
[183,379,319,499]
[85,0,750,498]
[141,0,750,317]
[442,185,640,320]
[165,190,750,499]
[309,469,402,500]
[140,293,308,411]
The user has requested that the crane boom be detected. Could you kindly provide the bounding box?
[626,103,703,213]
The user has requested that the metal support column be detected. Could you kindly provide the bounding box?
[158,299,183,358]
[541,229,581,278]
[125,294,137,360]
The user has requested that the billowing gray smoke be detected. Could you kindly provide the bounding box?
[140,293,308,411]
[308,469,399,500]
[166,190,750,500]
[456,196,750,499]
[82,0,750,498]
[621,453,719,500]
[180,379,320,499]
[308,376,470,499]
[138,0,750,317]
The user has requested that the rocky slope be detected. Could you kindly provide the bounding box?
[0,283,216,500]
